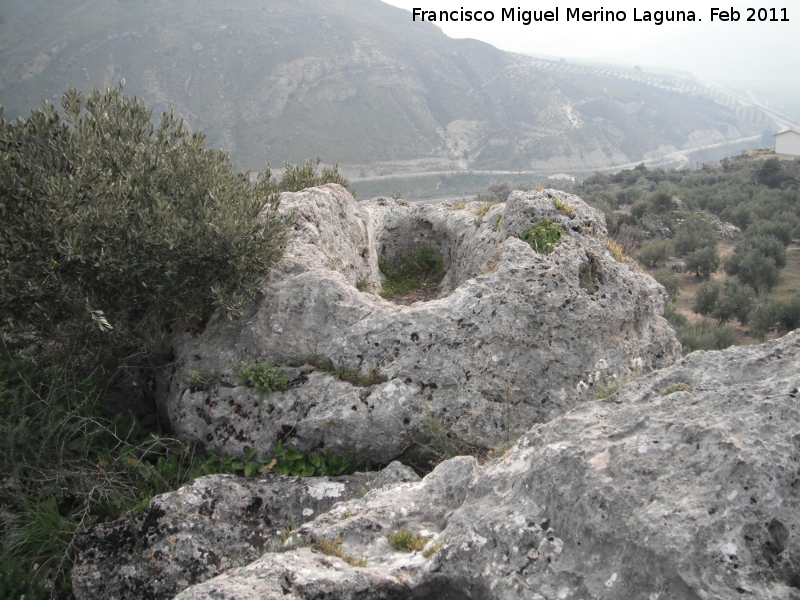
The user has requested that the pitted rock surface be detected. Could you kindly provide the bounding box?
[176,330,800,600]
[158,185,679,466]
[71,462,418,599]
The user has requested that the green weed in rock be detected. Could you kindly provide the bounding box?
[235,358,289,394]
[182,369,221,392]
[314,537,367,567]
[388,529,427,552]
[553,197,576,218]
[307,354,386,387]
[663,383,693,396]
[520,219,566,254]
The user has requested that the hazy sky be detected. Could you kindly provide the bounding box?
[383,1,799,91]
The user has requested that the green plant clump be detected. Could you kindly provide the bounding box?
[553,197,576,218]
[520,219,566,254]
[314,537,367,567]
[235,357,290,394]
[663,383,693,396]
[268,440,364,477]
[388,529,428,552]
[308,355,387,387]
[379,242,444,297]
[183,369,222,392]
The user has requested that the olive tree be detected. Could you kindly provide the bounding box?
[0,84,296,383]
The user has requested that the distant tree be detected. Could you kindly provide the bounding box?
[712,278,757,325]
[639,239,672,268]
[756,157,788,188]
[674,213,716,256]
[694,280,723,316]
[746,220,793,246]
[488,180,511,202]
[649,191,674,213]
[652,269,681,301]
[631,199,650,220]
[725,249,780,292]
[677,319,739,353]
[749,294,800,339]
[685,245,720,279]
[739,234,787,268]
[616,187,641,206]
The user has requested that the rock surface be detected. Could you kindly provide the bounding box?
[173,330,800,599]
[158,185,680,467]
[71,462,419,600]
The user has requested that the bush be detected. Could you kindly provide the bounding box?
[0,85,349,593]
[278,157,351,194]
[664,303,688,329]
[639,239,672,268]
[0,85,292,385]
[684,245,720,279]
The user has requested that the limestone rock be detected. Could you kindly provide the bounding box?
[640,213,674,238]
[707,212,743,240]
[71,462,418,599]
[158,185,679,467]
[177,330,800,599]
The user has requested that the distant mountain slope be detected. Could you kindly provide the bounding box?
[0,0,770,174]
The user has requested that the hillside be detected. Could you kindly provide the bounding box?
[0,0,770,175]
[579,150,800,351]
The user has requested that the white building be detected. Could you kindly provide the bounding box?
[774,128,800,156]
[548,173,575,184]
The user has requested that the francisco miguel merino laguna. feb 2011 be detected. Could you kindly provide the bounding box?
[411,7,791,25]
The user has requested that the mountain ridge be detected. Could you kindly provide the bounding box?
[0,0,771,174]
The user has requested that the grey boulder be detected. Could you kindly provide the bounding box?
[177,330,800,599]
[71,462,418,599]
[158,185,680,467]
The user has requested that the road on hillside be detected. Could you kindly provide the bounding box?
[349,134,764,185]
[408,195,477,205]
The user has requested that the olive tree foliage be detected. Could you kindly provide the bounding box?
[684,245,720,280]
[694,278,756,325]
[0,85,293,377]
[278,157,351,194]
[724,234,786,293]
[750,294,800,339]
[673,213,717,256]
[639,239,672,268]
